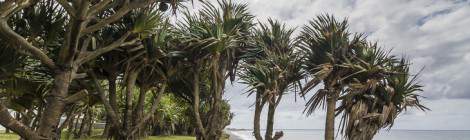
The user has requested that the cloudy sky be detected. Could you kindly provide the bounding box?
[207,0,470,130]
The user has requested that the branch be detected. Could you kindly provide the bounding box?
[64,89,88,104]
[130,84,167,135]
[0,102,44,140]
[89,71,121,128]
[0,19,57,70]
[88,0,112,16]
[0,0,34,18]
[82,0,156,34]
[77,31,138,65]
[55,0,76,18]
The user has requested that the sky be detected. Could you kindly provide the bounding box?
[209,0,470,130]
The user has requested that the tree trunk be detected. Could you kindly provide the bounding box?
[102,76,117,138]
[73,114,81,137]
[207,55,225,140]
[0,102,43,140]
[57,108,76,138]
[77,107,91,138]
[253,92,265,140]
[108,77,119,114]
[123,70,139,139]
[192,66,207,140]
[133,87,147,127]
[348,128,377,140]
[325,89,338,140]
[65,114,76,139]
[38,70,73,140]
[102,118,111,137]
[132,86,148,137]
[207,90,223,140]
[265,102,276,140]
[129,85,166,138]
[86,108,93,137]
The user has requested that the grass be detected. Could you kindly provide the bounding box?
[0,131,195,140]
[0,129,230,140]
[0,133,19,140]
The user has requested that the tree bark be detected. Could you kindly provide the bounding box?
[253,92,265,140]
[90,72,122,139]
[57,106,76,138]
[123,70,139,139]
[0,102,44,140]
[86,108,94,137]
[192,66,207,140]
[65,113,76,139]
[325,89,339,140]
[101,118,111,138]
[108,77,118,114]
[207,54,225,140]
[101,76,118,138]
[130,85,167,137]
[132,86,148,137]
[37,70,74,140]
[134,87,147,124]
[265,102,276,140]
[77,110,87,138]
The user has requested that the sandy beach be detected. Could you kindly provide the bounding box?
[225,130,245,140]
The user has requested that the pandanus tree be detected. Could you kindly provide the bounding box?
[86,8,177,139]
[239,19,303,140]
[175,0,253,139]
[0,47,47,136]
[0,0,182,139]
[299,15,428,140]
[298,14,364,140]
[336,44,428,140]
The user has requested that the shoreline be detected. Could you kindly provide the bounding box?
[225,130,247,140]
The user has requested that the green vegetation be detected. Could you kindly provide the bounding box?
[0,0,427,140]
[0,133,195,140]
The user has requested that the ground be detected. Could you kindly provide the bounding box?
[0,133,195,140]
[0,130,196,140]
[0,129,231,140]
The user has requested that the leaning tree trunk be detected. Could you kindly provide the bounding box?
[265,102,276,140]
[325,89,339,140]
[133,86,148,137]
[38,70,74,140]
[121,70,139,140]
[102,76,118,138]
[0,102,43,139]
[192,66,208,140]
[346,101,381,140]
[253,92,266,140]
[348,122,379,140]
[207,88,223,140]
[102,118,111,138]
[207,54,226,140]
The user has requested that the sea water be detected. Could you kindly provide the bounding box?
[229,129,470,140]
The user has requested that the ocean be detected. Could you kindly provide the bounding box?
[227,129,470,140]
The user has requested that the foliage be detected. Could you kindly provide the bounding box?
[0,1,427,140]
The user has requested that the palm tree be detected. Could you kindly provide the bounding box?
[86,8,177,139]
[239,19,303,140]
[336,46,429,140]
[0,1,182,139]
[175,1,253,139]
[298,14,363,140]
